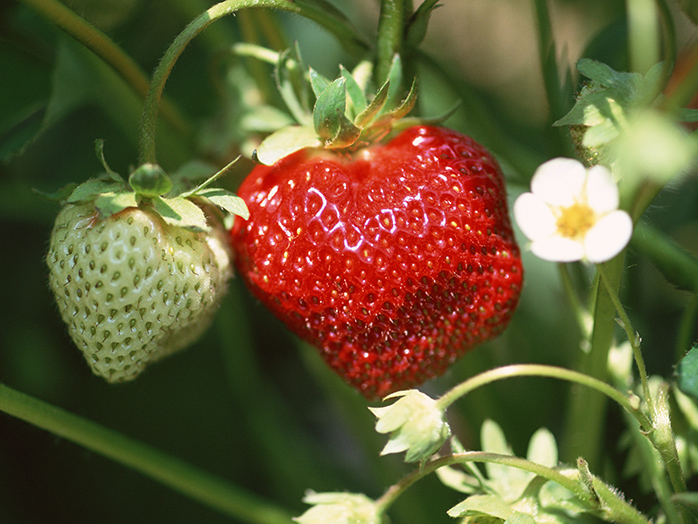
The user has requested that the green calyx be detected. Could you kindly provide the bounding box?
[249,48,419,165]
[554,59,698,167]
[45,140,248,231]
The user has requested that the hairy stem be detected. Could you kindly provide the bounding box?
[436,363,652,432]
[138,0,367,166]
[0,384,294,523]
[375,0,408,85]
[375,451,649,523]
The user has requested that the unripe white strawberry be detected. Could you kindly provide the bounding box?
[45,155,248,382]
[48,202,232,382]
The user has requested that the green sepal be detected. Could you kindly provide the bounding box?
[679,108,698,122]
[405,0,441,47]
[67,178,124,204]
[33,183,79,203]
[355,80,390,128]
[275,47,312,126]
[309,67,331,99]
[678,346,698,401]
[152,195,208,231]
[313,76,361,146]
[340,65,368,116]
[195,187,249,220]
[253,125,322,165]
[95,190,138,217]
[128,163,173,197]
[94,139,123,183]
[382,54,405,113]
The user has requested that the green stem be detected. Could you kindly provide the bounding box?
[596,263,653,411]
[626,0,660,75]
[375,452,649,523]
[562,255,625,468]
[435,364,652,432]
[531,0,570,127]
[0,384,294,524]
[375,0,408,85]
[19,0,190,136]
[138,0,367,166]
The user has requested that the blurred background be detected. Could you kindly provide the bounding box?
[1,0,697,522]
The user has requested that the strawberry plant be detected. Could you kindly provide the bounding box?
[1,0,698,523]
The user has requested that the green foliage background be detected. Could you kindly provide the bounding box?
[0,0,697,522]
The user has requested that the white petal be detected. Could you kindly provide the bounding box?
[585,165,619,214]
[514,192,558,240]
[530,235,585,262]
[583,210,633,263]
[530,158,587,206]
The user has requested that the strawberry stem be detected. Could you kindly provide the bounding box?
[435,363,652,433]
[375,0,408,86]
[0,383,294,524]
[374,450,649,523]
[138,0,368,166]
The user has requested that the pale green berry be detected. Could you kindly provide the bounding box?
[47,202,232,382]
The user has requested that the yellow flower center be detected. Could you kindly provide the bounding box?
[556,202,596,239]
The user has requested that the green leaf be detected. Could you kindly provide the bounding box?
[678,346,698,401]
[340,65,367,117]
[405,0,441,47]
[275,49,312,126]
[153,196,208,230]
[447,494,514,519]
[94,139,123,182]
[94,191,138,217]
[196,188,249,220]
[435,465,482,495]
[526,428,557,468]
[253,125,322,165]
[67,179,124,204]
[33,183,79,203]
[577,59,641,98]
[312,76,362,148]
[309,67,331,99]
[481,420,533,501]
[377,54,405,115]
[679,108,698,123]
[354,81,390,128]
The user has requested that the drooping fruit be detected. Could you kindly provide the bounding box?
[231,125,523,398]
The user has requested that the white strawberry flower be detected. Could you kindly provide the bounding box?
[514,158,633,263]
[369,389,451,465]
[294,492,384,524]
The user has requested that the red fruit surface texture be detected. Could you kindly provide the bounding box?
[231,126,523,399]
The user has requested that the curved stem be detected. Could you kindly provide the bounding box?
[435,363,652,432]
[375,452,649,524]
[0,383,293,524]
[19,0,190,135]
[138,0,368,166]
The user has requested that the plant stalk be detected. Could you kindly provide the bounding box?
[0,384,294,524]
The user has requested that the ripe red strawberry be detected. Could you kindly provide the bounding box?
[231,125,523,398]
